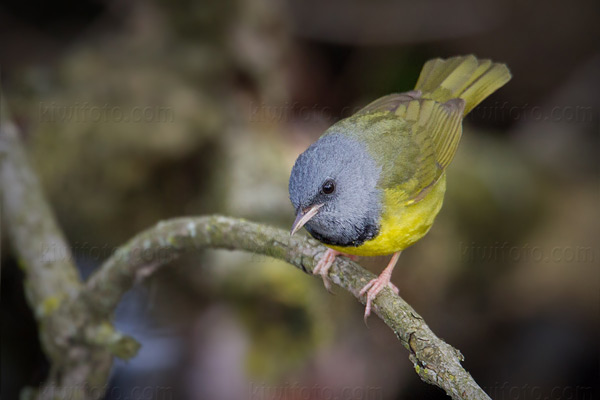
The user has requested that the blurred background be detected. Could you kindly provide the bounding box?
[1,0,598,399]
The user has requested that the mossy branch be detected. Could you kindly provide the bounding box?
[1,99,137,400]
[83,215,491,400]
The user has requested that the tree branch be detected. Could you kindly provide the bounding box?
[1,97,137,400]
[83,215,491,400]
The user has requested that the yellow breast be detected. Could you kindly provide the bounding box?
[327,174,446,256]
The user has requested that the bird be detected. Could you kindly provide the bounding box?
[288,55,511,320]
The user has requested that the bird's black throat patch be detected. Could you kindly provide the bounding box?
[306,221,379,248]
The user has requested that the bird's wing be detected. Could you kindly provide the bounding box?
[357,91,423,114]
[397,96,465,172]
[358,92,465,202]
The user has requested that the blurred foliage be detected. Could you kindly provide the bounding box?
[220,257,333,379]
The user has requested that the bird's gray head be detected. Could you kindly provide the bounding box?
[288,133,382,247]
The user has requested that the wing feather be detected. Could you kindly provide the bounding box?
[358,92,464,202]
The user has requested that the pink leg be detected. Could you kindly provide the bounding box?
[313,249,358,292]
[359,251,401,321]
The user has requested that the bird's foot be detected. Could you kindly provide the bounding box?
[313,249,357,292]
[359,274,398,322]
[359,251,402,322]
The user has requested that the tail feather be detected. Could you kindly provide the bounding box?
[414,55,511,115]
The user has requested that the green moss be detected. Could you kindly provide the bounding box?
[38,295,63,317]
[167,235,177,245]
[86,322,141,359]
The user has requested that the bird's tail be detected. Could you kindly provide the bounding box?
[414,55,511,116]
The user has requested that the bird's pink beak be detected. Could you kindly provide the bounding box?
[290,203,323,235]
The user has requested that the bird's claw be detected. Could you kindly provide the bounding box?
[313,249,338,293]
[313,249,358,294]
[359,276,399,323]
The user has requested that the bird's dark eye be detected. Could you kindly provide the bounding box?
[321,179,336,195]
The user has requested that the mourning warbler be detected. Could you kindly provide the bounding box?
[288,55,511,319]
